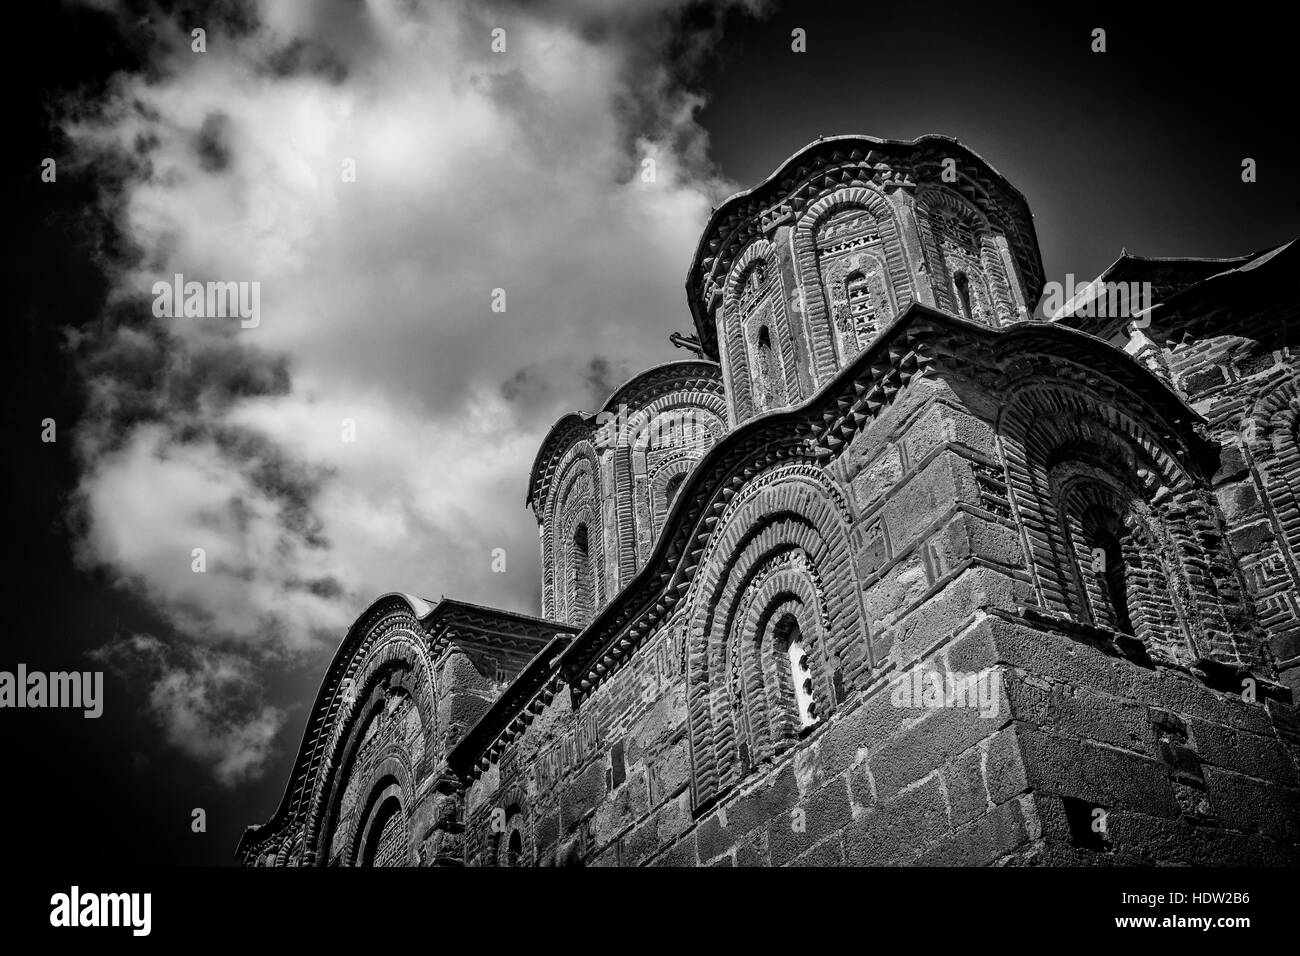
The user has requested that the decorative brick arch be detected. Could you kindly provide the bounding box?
[793,185,912,382]
[624,396,727,450]
[682,464,866,810]
[727,551,831,766]
[602,367,727,584]
[559,499,599,627]
[999,379,1262,668]
[723,238,800,418]
[915,186,1016,326]
[546,447,604,623]
[351,773,414,867]
[647,452,700,541]
[626,396,727,565]
[487,784,531,867]
[263,830,303,869]
[1052,460,1195,658]
[1246,374,1300,586]
[726,238,778,303]
[822,251,893,361]
[235,595,438,867]
[306,623,439,865]
[326,712,422,866]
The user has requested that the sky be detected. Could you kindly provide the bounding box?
[6,0,1296,866]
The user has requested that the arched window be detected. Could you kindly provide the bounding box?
[570,523,593,625]
[926,201,1005,326]
[735,600,826,766]
[1078,505,1135,635]
[781,620,818,729]
[1054,468,1187,655]
[953,272,973,321]
[753,325,786,410]
[494,805,526,867]
[844,270,878,340]
[359,796,406,867]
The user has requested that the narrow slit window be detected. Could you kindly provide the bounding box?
[954,272,973,320]
[785,626,817,729]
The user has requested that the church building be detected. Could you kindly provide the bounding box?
[239,134,1299,867]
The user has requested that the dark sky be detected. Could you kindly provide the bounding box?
[4,1,1295,869]
[695,0,1298,282]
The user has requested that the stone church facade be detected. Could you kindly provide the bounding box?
[239,134,1300,867]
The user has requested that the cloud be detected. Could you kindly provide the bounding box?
[91,634,285,787]
[61,0,760,783]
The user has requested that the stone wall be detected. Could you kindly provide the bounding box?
[458,330,1300,866]
[1166,337,1299,695]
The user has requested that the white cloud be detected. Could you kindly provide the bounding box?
[64,0,758,783]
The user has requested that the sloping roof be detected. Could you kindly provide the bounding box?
[1050,238,1297,343]
[1054,252,1264,318]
